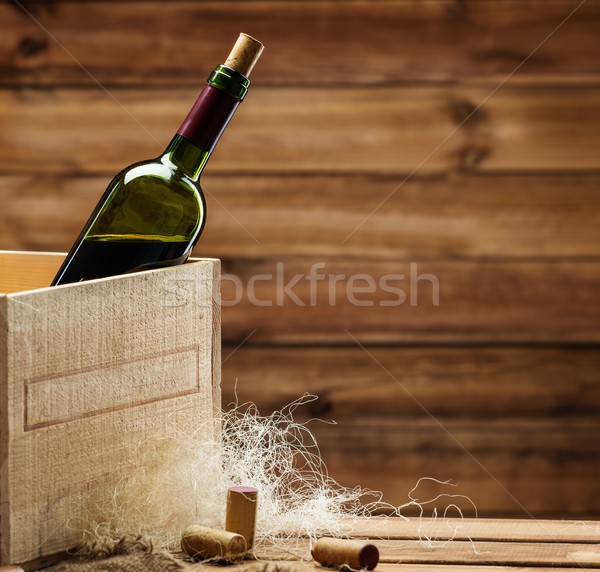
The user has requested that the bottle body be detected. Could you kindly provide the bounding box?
[51,64,251,286]
[51,137,207,285]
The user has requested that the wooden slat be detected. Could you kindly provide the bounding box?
[373,567,595,572]
[2,173,600,259]
[1,85,599,174]
[375,539,600,566]
[306,418,600,516]
[1,1,599,86]
[201,173,600,259]
[221,346,600,419]
[341,516,600,543]
[253,536,600,567]
[219,259,600,343]
[0,86,455,175]
[195,564,600,572]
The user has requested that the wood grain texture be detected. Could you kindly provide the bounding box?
[258,536,600,567]
[0,253,220,565]
[1,85,599,175]
[375,539,600,567]
[309,418,600,516]
[2,173,600,259]
[221,346,600,420]
[191,562,600,572]
[222,347,600,517]
[1,1,599,86]
[1,0,599,524]
[340,516,600,543]
[0,250,63,293]
[219,258,600,344]
[372,566,598,572]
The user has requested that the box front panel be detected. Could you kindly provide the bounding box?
[4,260,218,564]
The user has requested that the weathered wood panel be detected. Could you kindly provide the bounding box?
[341,516,600,543]
[2,173,600,259]
[1,85,599,175]
[1,0,599,523]
[214,564,599,572]
[221,346,600,517]
[1,1,598,86]
[222,565,599,572]
[0,86,456,174]
[221,346,600,419]
[309,419,600,516]
[267,534,600,565]
[219,259,600,344]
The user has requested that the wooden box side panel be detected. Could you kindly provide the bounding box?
[0,295,9,564]
[2,259,220,565]
[0,252,64,294]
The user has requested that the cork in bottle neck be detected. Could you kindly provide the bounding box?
[224,33,264,77]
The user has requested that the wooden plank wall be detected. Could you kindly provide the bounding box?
[1,1,599,517]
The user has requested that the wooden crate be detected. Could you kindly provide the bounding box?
[0,251,221,567]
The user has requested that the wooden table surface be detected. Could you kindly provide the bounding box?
[186,517,600,571]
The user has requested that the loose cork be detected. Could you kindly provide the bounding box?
[224,33,264,77]
[225,486,258,551]
[181,524,247,561]
[312,537,380,571]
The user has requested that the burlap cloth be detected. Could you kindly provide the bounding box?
[41,537,184,571]
[39,537,289,572]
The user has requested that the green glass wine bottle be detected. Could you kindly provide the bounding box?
[52,33,263,286]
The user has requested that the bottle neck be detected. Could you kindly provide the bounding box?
[172,65,250,178]
[163,134,210,181]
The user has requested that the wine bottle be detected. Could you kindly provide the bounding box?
[51,33,264,286]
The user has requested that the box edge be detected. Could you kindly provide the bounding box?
[211,259,222,439]
[0,294,10,564]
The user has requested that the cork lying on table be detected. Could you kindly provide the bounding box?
[312,538,379,571]
[181,525,247,561]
